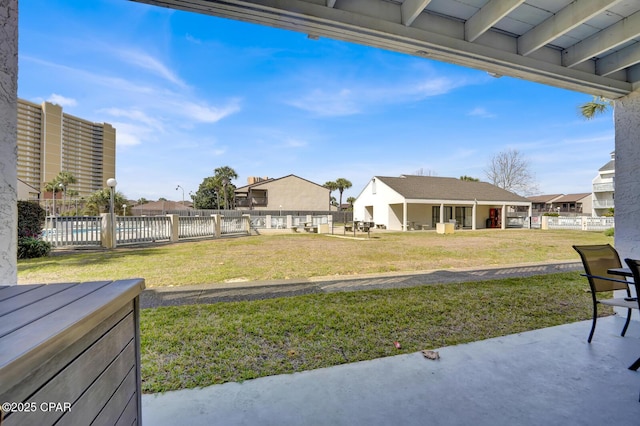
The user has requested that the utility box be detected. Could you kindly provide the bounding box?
[436,223,455,234]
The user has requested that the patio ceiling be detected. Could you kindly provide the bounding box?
[130,0,640,99]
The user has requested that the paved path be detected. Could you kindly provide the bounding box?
[141,261,582,308]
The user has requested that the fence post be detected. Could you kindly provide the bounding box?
[212,214,221,238]
[266,215,272,229]
[167,214,179,242]
[541,216,549,230]
[286,215,292,229]
[243,214,251,233]
[101,213,115,249]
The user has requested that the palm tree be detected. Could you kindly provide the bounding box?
[214,166,238,210]
[580,95,613,120]
[323,181,338,210]
[56,171,77,214]
[346,196,356,210]
[335,178,352,210]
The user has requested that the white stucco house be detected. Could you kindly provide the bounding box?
[353,175,532,231]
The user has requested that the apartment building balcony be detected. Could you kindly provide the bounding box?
[236,197,268,208]
[593,200,615,209]
[592,182,614,192]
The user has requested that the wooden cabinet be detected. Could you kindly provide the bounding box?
[0,279,145,425]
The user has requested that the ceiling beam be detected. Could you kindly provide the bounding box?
[401,0,432,27]
[518,0,622,57]
[129,0,633,98]
[597,41,640,76]
[563,9,640,68]
[465,0,525,43]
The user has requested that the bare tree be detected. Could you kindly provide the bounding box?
[484,149,538,195]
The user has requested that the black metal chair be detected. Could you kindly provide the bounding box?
[573,244,635,342]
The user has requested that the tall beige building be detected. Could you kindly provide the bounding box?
[17,99,116,198]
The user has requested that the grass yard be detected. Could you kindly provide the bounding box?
[18,229,611,287]
[140,271,601,393]
[15,229,611,393]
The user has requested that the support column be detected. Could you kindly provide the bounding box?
[614,91,640,259]
[439,203,444,223]
[0,0,18,284]
[501,205,506,230]
[403,201,408,231]
[472,202,477,230]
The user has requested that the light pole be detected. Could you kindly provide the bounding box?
[122,204,127,216]
[176,185,185,205]
[107,178,117,248]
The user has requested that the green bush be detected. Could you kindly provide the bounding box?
[17,201,50,259]
[18,200,45,238]
[604,227,615,237]
[543,212,560,217]
[18,237,51,259]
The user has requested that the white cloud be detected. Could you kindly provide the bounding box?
[114,49,188,88]
[185,33,202,44]
[287,88,359,116]
[100,108,165,131]
[178,99,241,123]
[285,138,308,148]
[468,107,496,118]
[47,93,77,107]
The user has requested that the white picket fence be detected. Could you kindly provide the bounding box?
[42,214,250,248]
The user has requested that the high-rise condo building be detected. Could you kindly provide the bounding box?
[17,99,116,199]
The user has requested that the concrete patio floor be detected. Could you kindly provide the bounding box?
[142,316,640,426]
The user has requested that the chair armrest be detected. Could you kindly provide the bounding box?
[580,273,630,284]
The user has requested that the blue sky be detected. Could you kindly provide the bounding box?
[18,0,615,202]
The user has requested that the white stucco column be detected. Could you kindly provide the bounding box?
[472,202,477,230]
[403,201,408,231]
[614,90,640,260]
[440,203,444,223]
[0,1,18,285]
[501,204,506,230]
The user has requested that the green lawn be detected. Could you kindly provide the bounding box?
[140,271,600,393]
[17,229,609,393]
[18,230,611,287]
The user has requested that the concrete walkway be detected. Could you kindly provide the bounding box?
[142,316,640,425]
[141,261,582,308]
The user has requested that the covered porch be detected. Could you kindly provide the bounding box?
[383,200,532,231]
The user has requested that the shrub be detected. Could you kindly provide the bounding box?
[17,200,45,238]
[18,237,51,259]
[17,201,50,259]
[543,212,560,217]
[604,227,614,237]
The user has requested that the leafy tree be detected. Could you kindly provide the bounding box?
[580,96,612,120]
[484,149,539,195]
[324,181,338,210]
[83,188,127,215]
[460,175,479,182]
[335,178,352,210]
[192,176,220,209]
[214,166,238,209]
[158,197,168,201]
[137,197,149,205]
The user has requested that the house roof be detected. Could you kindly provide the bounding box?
[553,193,592,203]
[599,159,615,172]
[235,174,327,192]
[131,200,193,211]
[527,194,564,203]
[376,175,530,203]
